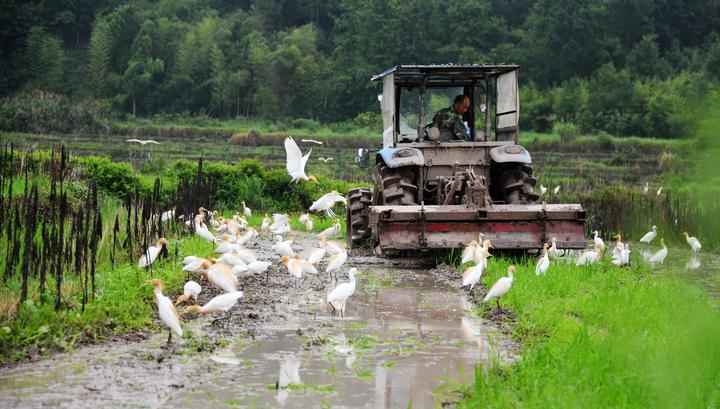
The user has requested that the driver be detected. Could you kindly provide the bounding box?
[432,94,469,141]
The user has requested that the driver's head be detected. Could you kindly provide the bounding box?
[453,95,470,115]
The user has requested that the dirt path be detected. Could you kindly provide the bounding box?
[0,233,517,409]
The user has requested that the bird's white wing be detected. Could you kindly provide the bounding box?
[273,213,290,224]
[639,231,656,242]
[284,137,303,177]
[328,282,352,303]
[301,139,323,145]
[126,139,142,143]
[300,149,312,174]
[157,295,182,336]
[146,140,161,144]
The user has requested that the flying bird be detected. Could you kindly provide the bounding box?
[284,137,317,183]
[309,191,347,217]
[318,157,334,163]
[126,139,161,145]
[301,138,323,145]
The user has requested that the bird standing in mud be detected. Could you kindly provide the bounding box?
[683,232,702,252]
[325,250,348,279]
[182,291,244,315]
[144,279,182,345]
[327,268,362,318]
[138,238,168,268]
[284,136,318,183]
[484,265,515,310]
[175,280,202,306]
[535,243,550,276]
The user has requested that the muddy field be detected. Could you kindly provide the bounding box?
[0,232,517,409]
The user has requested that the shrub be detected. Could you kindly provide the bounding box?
[659,152,674,171]
[72,156,138,199]
[0,91,105,134]
[554,122,580,143]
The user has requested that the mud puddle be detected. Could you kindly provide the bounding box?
[0,235,516,409]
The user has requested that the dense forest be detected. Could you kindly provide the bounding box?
[1,0,719,137]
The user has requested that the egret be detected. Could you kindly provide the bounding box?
[642,182,649,194]
[548,237,559,259]
[245,260,272,275]
[326,251,348,278]
[483,265,515,309]
[138,238,168,268]
[126,138,161,145]
[280,255,302,279]
[309,191,347,217]
[161,209,175,222]
[273,235,295,257]
[639,225,657,243]
[235,247,258,264]
[593,231,605,251]
[237,228,258,246]
[175,281,202,306]
[284,136,318,183]
[540,185,547,195]
[144,279,182,344]
[241,201,252,217]
[216,241,242,254]
[682,232,702,252]
[461,240,479,264]
[318,157,333,163]
[535,243,550,276]
[553,185,560,194]
[184,257,212,274]
[322,237,346,255]
[462,249,489,291]
[183,291,243,314]
[270,213,292,235]
[576,243,602,266]
[301,138,323,145]
[261,214,271,233]
[195,225,215,243]
[327,268,362,318]
[305,245,326,265]
[657,186,663,196]
[317,219,341,239]
[216,252,247,267]
[204,261,239,292]
[473,239,493,269]
[612,242,631,266]
[648,238,668,264]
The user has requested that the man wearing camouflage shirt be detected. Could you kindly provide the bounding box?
[432,94,470,141]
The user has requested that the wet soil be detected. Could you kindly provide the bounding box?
[0,233,518,409]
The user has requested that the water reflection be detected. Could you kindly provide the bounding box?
[276,354,302,405]
[686,255,701,270]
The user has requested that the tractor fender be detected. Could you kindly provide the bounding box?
[376,147,425,168]
[489,145,532,164]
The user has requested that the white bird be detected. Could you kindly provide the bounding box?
[237,228,258,246]
[548,237,558,259]
[195,225,215,243]
[138,238,168,268]
[461,240,479,264]
[215,242,242,254]
[284,137,318,183]
[326,251,348,276]
[576,244,602,266]
[270,213,292,235]
[327,268,362,318]
[322,237,346,255]
[235,247,258,264]
[273,235,295,257]
[611,235,630,266]
[281,255,302,279]
[539,185,547,195]
[242,201,252,217]
[473,239,493,269]
[301,138,323,145]
[183,257,211,274]
[216,252,247,267]
[305,246,326,265]
[483,265,515,309]
[126,138,161,145]
[639,225,657,243]
[535,243,550,276]
[175,281,202,305]
[310,191,347,217]
[553,185,560,194]
[317,220,342,239]
[204,262,239,292]
[144,279,182,344]
[261,214,271,232]
[648,238,668,264]
[183,291,244,314]
[245,260,272,275]
[656,186,663,196]
[593,230,605,251]
[642,182,649,193]
[462,249,489,290]
[161,209,175,222]
[318,157,333,163]
[683,232,701,252]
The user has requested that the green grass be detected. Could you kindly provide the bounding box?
[455,257,720,408]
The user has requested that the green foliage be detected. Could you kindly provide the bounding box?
[0,91,105,134]
[73,156,139,199]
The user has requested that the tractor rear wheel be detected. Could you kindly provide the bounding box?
[376,163,418,205]
[346,187,372,248]
[502,164,540,204]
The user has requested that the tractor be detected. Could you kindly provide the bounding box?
[346,64,586,254]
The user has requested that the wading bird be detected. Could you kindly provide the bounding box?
[317,219,341,239]
[309,191,347,218]
[273,235,295,258]
[461,240,479,264]
[576,244,603,266]
[648,238,668,264]
[535,243,550,276]
[284,137,318,183]
[280,255,302,279]
[327,268,362,318]
[326,250,348,278]
[639,225,657,243]
[144,279,182,344]
[175,281,202,306]
[483,265,515,309]
[183,291,243,315]
[656,186,663,196]
[203,261,239,292]
[261,214,271,233]
[462,249,489,292]
[126,138,161,145]
[139,238,168,268]
[683,232,702,252]
[242,201,252,217]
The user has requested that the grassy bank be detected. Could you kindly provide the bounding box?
[453,258,720,408]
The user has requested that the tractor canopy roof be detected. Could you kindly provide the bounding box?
[371,64,520,86]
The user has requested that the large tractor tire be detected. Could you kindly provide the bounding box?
[346,187,373,248]
[502,164,540,204]
[375,163,418,206]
